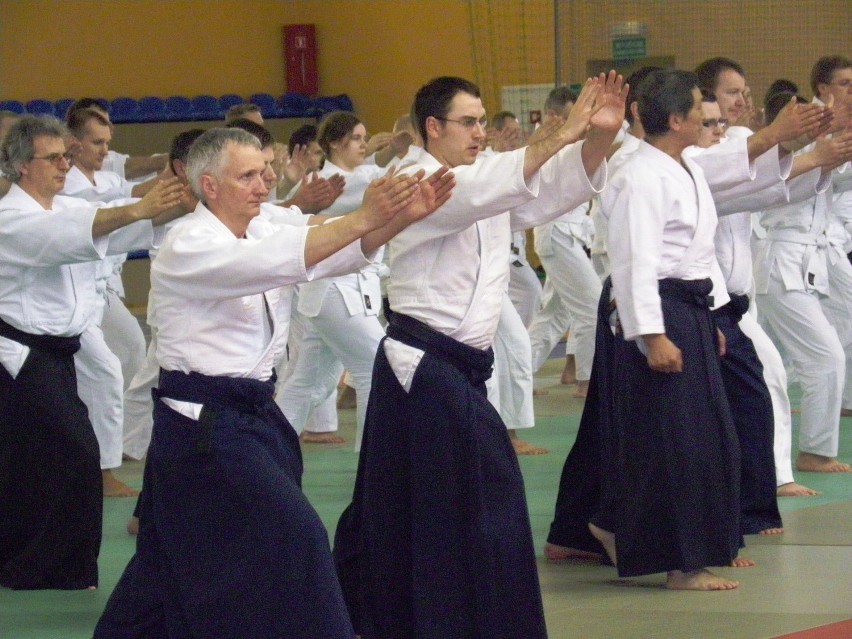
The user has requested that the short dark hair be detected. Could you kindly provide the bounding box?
[624,66,664,125]
[543,87,577,115]
[492,111,517,131]
[224,103,261,123]
[700,89,717,103]
[169,128,206,173]
[225,117,275,149]
[694,57,745,94]
[810,55,852,96]
[412,76,481,148]
[317,111,361,157]
[66,98,109,123]
[637,69,700,137]
[67,108,110,137]
[288,124,318,156]
[765,79,799,107]
[765,92,807,125]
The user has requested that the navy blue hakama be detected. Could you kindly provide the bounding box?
[335,311,547,639]
[94,369,353,639]
[713,294,781,534]
[0,317,101,590]
[610,279,742,578]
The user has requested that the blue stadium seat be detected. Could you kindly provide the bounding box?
[0,100,25,114]
[25,99,56,116]
[332,94,354,113]
[312,96,349,116]
[249,93,282,118]
[280,92,314,117]
[109,97,141,123]
[165,96,194,122]
[138,96,169,123]
[218,93,244,117]
[54,98,75,120]
[190,95,220,120]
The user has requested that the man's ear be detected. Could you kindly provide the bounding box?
[669,112,684,132]
[199,174,217,201]
[424,116,443,142]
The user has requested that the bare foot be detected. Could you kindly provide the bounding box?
[666,569,738,590]
[544,541,602,562]
[573,380,589,398]
[300,431,347,444]
[103,470,140,498]
[758,528,784,536]
[796,452,852,473]
[730,557,756,567]
[777,482,821,497]
[87,585,97,591]
[560,355,577,385]
[533,388,549,397]
[336,385,357,410]
[510,436,549,455]
[127,516,139,535]
[588,522,616,566]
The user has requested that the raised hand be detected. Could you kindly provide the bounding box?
[361,170,425,228]
[589,70,628,133]
[282,144,310,185]
[770,97,828,142]
[135,177,186,219]
[398,166,455,223]
[812,128,852,169]
[290,173,345,213]
[365,132,393,156]
[492,125,525,152]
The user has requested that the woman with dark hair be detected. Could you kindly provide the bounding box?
[276,111,389,449]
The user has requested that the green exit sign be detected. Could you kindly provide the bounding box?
[613,37,647,60]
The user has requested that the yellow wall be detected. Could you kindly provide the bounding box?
[1,0,848,134]
[559,0,850,106]
[0,0,474,132]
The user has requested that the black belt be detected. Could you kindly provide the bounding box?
[0,316,81,355]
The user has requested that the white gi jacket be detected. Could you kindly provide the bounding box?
[294,160,387,318]
[388,140,605,350]
[151,202,376,381]
[0,185,160,373]
[605,141,728,341]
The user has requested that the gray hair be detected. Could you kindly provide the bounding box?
[185,127,261,201]
[0,115,68,183]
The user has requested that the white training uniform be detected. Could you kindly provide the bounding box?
[276,160,387,450]
[528,201,599,379]
[690,127,804,486]
[754,134,845,459]
[386,139,606,384]
[589,130,642,280]
[152,202,376,379]
[62,166,145,470]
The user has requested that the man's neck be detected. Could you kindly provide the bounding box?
[646,134,688,164]
[75,164,97,184]
[19,183,55,210]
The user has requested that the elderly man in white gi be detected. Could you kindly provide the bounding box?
[0,115,185,590]
[94,127,453,638]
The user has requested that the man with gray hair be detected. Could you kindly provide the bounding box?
[95,127,453,638]
[0,115,186,590]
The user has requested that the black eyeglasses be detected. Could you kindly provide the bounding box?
[435,116,488,130]
[31,152,74,165]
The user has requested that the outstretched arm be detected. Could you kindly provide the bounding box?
[91,177,186,238]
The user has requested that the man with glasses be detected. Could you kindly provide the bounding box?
[0,115,186,590]
[335,73,626,638]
